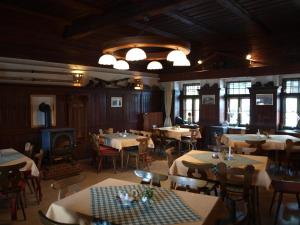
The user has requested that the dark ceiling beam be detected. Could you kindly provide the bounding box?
[216,0,271,34]
[127,21,181,39]
[164,11,217,34]
[160,64,300,82]
[63,0,197,39]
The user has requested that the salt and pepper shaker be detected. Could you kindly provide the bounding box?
[228,146,232,157]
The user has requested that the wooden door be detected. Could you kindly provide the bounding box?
[68,95,88,159]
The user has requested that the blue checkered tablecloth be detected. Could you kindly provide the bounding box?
[90,184,201,225]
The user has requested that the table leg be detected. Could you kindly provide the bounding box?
[121,150,124,169]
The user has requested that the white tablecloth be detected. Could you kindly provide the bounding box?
[47,178,227,225]
[103,133,154,150]
[159,127,200,140]
[0,148,39,177]
[221,134,300,150]
[169,150,271,189]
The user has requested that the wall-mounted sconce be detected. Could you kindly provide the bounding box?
[134,79,143,90]
[73,73,83,86]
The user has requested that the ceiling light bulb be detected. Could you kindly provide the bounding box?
[173,57,191,66]
[98,54,117,65]
[113,60,129,70]
[167,50,186,62]
[246,54,252,60]
[126,48,147,61]
[147,61,163,70]
[197,59,203,64]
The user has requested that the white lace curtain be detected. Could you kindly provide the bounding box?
[163,82,173,127]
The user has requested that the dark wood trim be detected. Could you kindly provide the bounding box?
[159,64,300,82]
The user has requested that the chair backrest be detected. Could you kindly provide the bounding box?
[214,133,222,147]
[34,149,44,170]
[165,147,178,168]
[51,174,85,200]
[169,175,207,193]
[140,131,152,138]
[216,162,255,199]
[136,137,149,155]
[134,170,168,187]
[24,142,34,158]
[90,133,99,151]
[182,160,213,180]
[271,178,300,194]
[286,139,300,154]
[190,128,200,140]
[0,162,26,191]
[38,210,79,225]
[104,128,114,134]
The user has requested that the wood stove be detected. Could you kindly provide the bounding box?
[41,128,75,164]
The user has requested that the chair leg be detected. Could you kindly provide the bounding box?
[255,187,261,225]
[136,156,139,169]
[269,191,277,215]
[10,196,17,220]
[112,157,116,174]
[274,193,283,225]
[18,193,26,220]
[126,154,130,169]
[97,157,103,173]
[296,193,300,209]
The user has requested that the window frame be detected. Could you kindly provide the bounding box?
[281,78,300,129]
[181,83,201,123]
[225,81,251,127]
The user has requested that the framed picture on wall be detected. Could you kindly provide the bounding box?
[31,95,56,128]
[111,97,122,107]
[256,94,273,105]
[202,95,215,104]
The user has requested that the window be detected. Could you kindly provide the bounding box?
[226,81,251,126]
[282,79,300,128]
[182,84,201,123]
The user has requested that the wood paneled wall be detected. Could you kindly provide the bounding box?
[0,84,163,158]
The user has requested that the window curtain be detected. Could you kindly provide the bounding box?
[163,82,173,127]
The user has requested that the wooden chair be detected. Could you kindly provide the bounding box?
[207,133,228,152]
[182,160,218,195]
[90,133,119,173]
[284,139,300,174]
[165,147,180,168]
[160,130,177,150]
[104,128,114,134]
[38,210,79,225]
[169,175,208,193]
[0,162,27,220]
[126,137,150,169]
[51,174,85,200]
[216,162,255,224]
[140,131,152,138]
[269,178,300,225]
[181,128,200,151]
[23,149,44,204]
[236,139,266,155]
[134,170,168,187]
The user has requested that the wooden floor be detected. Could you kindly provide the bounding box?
[0,158,299,225]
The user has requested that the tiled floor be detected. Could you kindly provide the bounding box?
[0,159,299,225]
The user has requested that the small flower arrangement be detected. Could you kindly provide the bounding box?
[141,187,154,204]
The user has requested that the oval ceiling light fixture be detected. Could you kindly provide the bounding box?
[113,60,129,70]
[98,54,117,65]
[147,61,163,70]
[167,49,186,62]
[197,59,203,64]
[173,57,191,66]
[125,48,147,61]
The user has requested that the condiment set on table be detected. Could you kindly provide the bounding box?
[116,187,154,207]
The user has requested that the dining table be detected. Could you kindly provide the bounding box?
[169,150,271,189]
[102,133,154,169]
[46,178,227,225]
[221,134,300,150]
[158,127,200,140]
[0,148,39,177]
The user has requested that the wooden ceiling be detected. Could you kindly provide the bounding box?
[0,0,300,78]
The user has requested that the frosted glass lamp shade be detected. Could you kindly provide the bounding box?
[173,57,191,66]
[147,61,163,70]
[125,48,147,61]
[113,60,129,70]
[166,50,186,62]
[98,54,117,65]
